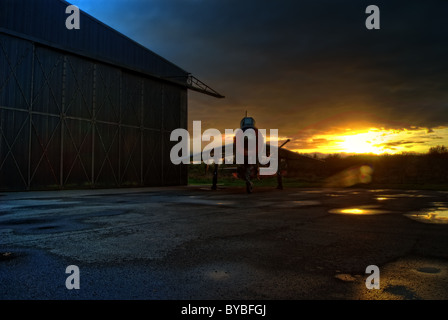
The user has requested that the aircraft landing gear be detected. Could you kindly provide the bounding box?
[211,163,218,190]
[246,180,253,194]
[244,165,253,194]
[276,170,283,190]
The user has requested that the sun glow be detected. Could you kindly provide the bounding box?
[296,126,448,155]
[337,130,396,154]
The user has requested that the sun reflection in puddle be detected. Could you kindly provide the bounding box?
[339,208,365,215]
[329,206,389,215]
[404,209,448,224]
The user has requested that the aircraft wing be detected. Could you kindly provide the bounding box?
[265,143,325,162]
[178,143,235,164]
[178,141,324,164]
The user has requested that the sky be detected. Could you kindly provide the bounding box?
[70,0,448,155]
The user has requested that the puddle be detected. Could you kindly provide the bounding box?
[0,199,80,210]
[383,285,419,300]
[431,202,448,208]
[207,270,231,281]
[299,190,323,194]
[329,206,390,215]
[379,194,433,198]
[2,218,48,225]
[171,198,236,206]
[417,267,440,274]
[1,216,88,234]
[36,225,57,230]
[272,200,321,208]
[404,209,448,224]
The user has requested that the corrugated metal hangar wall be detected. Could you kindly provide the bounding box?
[0,0,189,190]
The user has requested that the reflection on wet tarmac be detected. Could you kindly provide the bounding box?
[207,270,231,281]
[431,202,448,208]
[404,209,448,224]
[338,208,365,215]
[379,194,433,198]
[326,194,344,197]
[329,207,389,215]
[298,190,324,194]
[272,200,321,208]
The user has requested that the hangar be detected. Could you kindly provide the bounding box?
[0,0,222,191]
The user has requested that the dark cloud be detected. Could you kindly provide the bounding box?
[73,0,448,141]
[374,140,426,148]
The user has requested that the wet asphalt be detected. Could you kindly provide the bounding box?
[1,185,448,300]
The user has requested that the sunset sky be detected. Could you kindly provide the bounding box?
[71,0,448,155]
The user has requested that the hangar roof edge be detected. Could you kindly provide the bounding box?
[0,0,224,98]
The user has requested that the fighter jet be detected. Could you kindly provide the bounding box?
[204,113,322,193]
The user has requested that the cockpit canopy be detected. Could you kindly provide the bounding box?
[240,117,256,130]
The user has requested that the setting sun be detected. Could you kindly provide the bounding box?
[294,126,448,155]
[339,131,386,154]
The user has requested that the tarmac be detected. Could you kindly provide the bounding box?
[1,185,448,300]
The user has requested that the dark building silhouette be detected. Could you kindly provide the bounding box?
[0,0,221,190]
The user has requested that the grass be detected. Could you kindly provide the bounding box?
[187,160,448,191]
